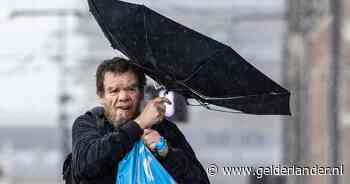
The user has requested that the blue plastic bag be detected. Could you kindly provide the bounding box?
[116,140,178,184]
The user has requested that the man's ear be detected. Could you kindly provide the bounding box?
[140,91,144,100]
[138,91,144,104]
[97,93,105,106]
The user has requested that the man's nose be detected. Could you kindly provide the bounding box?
[118,90,129,101]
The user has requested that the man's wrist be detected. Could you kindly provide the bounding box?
[156,137,169,157]
[157,144,169,157]
[118,120,144,142]
[134,118,146,129]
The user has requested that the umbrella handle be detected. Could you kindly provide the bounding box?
[151,79,167,92]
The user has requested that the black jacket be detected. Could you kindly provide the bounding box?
[71,107,210,184]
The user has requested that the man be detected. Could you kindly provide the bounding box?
[71,57,210,184]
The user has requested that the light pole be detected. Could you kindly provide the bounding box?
[329,0,343,184]
[9,9,86,159]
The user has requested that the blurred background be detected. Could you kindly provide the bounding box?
[0,0,348,184]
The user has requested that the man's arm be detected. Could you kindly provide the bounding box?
[157,122,210,184]
[71,114,143,179]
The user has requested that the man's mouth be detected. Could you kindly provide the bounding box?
[117,106,131,111]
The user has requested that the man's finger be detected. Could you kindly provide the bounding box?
[144,136,158,146]
[156,103,166,112]
[155,104,165,121]
[153,97,172,105]
[144,139,153,145]
[153,97,165,103]
[149,143,156,151]
[161,97,172,105]
[142,129,152,137]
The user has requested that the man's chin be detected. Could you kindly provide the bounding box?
[110,118,128,127]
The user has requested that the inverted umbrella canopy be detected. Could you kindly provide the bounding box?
[88,0,291,115]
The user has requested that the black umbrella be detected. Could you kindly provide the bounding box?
[88,0,291,115]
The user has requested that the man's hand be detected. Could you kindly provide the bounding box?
[142,129,161,152]
[134,97,171,129]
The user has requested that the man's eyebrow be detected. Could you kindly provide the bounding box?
[129,83,139,87]
[107,86,118,91]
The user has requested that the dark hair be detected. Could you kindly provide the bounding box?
[96,57,146,96]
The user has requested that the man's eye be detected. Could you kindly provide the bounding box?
[110,89,119,93]
[127,87,137,91]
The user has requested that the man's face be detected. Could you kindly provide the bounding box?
[99,71,143,125]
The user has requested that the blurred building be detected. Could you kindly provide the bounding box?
[343,0,350,184]
[284,1,346,184]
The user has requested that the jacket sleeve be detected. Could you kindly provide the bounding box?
[71,114,143,179]
[158,123,210,184]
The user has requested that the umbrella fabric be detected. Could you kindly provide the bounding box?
[88,0,291,115]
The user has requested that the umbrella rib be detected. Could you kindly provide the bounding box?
[178,81,289,100]
[188,98,244,114]
[182,48,230,83]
